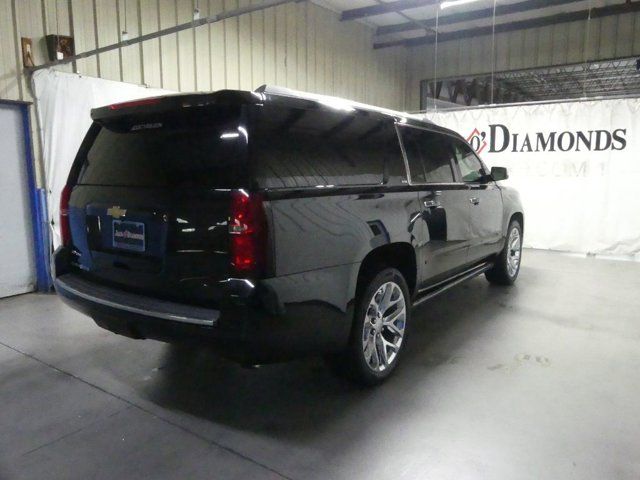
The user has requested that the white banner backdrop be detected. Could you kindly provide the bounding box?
[426,98,640,258]
[33,69,172,247]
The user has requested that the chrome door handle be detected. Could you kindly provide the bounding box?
[470,197,480,205]
[423,190,442,209]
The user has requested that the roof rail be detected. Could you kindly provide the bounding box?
[254,84,421,121]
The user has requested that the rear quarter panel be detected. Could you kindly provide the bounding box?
[269,191,419,277]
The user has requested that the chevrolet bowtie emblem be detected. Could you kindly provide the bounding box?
[107,206,127,219]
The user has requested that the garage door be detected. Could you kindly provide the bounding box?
[0,104,35,297]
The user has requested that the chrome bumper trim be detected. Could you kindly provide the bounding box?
[55,274,219,327]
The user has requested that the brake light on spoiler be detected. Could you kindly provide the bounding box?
[229,190,267,276]
[108,97,161,110]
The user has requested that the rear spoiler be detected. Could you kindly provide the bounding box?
[90,90,259,121]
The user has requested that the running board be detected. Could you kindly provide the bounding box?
[412,262,493,308]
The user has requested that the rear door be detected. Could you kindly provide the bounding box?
[451,139,503,263]
[67,105,248,307]
[398,125,472,288]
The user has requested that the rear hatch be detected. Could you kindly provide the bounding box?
[67,100,249,307]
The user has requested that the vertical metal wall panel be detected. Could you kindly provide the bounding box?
[536,25,553,66]
[295,2,307,92]
[634,12,640,53]
[551,24,568,66]
[457,33,471,75]
[14,0,46,98]
[313,4,326,94]
[223,0,240,88]
[94,0,121,81]
[598,17,617,59]
[337,18,349,98]
[304,3,313,92]
[177,0,195,91]
[238,0,253,90]
[193,0,210,91]
[567,22,584,64]
[43,0,58,34]
[494,32,509,72]
[139,0,162,87]
[285,2,297,89]
[274,4,286,85]
[71,0,99,77]
[262,0,276,85]
[523,29,538,68]
[615,13,634,58]
[120,0,143,85]
[512,31,526,70]
[250,0,265,88]
[585,18,601,62]
[324,7,335,94]
[0,0,20,99]
[359,23,368,101]
[209,0,226,90]
[158,0,179,90]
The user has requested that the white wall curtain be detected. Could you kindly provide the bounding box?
[33,69,172,247]
[426,98,640,258]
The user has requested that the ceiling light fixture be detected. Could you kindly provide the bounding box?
[441,0,482,9]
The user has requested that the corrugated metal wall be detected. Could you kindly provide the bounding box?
[1,0,408,108]
[0,0,409,185]
[405,13,640,110]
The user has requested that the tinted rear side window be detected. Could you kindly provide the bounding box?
[77,106,247,188]
[251,105,398,188]
[399,127,455,184]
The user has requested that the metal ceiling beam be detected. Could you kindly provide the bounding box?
[374,1,640,49]
[372,0,437,35]
[376,0,583,36]
[25,0,302,73]
[340,0,438,21]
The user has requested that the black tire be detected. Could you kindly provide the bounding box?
[339,268,411,386]
[485,219,523,286]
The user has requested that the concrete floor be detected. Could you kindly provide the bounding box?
[1,249,639,480]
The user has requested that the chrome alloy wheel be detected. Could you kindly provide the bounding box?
[362,281,406,372]
[506,226,522,277]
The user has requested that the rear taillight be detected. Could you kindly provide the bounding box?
[229,190,267,276]
[60,184,72,246]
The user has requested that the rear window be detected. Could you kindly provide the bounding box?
[251,105,398,189]
[77,106,247,188]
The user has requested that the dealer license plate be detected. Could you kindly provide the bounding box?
[112,220,146,252]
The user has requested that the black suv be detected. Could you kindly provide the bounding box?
[53,85,524,384]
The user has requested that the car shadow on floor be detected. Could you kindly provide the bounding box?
[141,276,519,441]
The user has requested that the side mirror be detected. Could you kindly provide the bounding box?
[491,166,508,181]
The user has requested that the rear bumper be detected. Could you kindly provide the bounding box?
[55,274,219,327]
[53,250,358,363]
[54,273,241,352]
